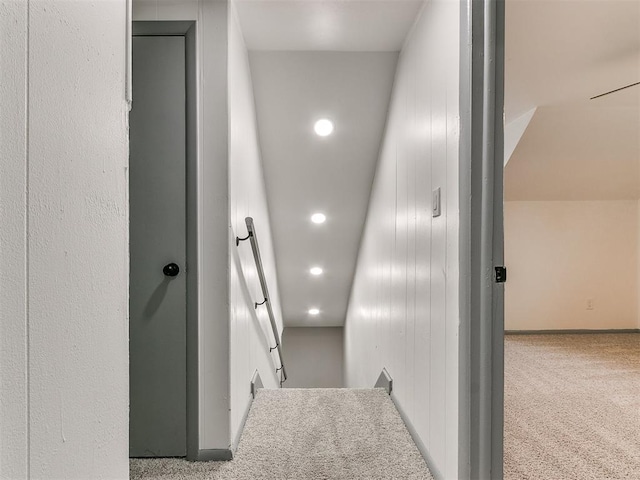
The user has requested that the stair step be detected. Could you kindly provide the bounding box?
[131,388,433,479]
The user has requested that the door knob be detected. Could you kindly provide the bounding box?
[163,263,180,277]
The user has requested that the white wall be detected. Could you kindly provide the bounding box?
[0,0,129,478]
[282,328,344,388]
[505,201,639,331]
[1,1,28,476]
[229,2,284,449]
[132,0,232,451]
[344,1,460,478]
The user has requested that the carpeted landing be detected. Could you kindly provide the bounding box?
[504,333,640,479]
[130,388,433,480]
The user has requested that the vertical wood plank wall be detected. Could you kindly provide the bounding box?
[344,1,461,478]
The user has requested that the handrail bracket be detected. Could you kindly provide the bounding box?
[235,232,252,246]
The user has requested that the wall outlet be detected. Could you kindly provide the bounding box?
[586,299,594,310]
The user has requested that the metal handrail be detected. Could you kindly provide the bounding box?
[236,217,287,385]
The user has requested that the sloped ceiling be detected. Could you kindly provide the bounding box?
[505,0,640,201]
[236,1,418,326]
[249,52,398,326]
[505,106,640,200]
[505,0,640,121]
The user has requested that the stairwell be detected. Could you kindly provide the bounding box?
[130,388,433,480]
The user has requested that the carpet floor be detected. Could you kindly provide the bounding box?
[504,333,640,480]
[130,388,432,480]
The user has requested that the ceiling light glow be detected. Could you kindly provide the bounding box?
[309,308,320,315]
[311,213,326,224]
[314,119,334,137]
[310,267,323,276]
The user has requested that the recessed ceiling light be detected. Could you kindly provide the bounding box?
[311,213,326,224]
[314,119,334,137]
[309,308,320,315]
[310,267,323,276]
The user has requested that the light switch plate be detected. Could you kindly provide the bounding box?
[432,187,441,217]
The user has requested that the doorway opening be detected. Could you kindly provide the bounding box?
[503,2,640,478]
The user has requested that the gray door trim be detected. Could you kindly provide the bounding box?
[458,0,505,478]
[490,3,505,477]
[132,20,199,461]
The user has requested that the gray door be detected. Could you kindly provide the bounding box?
[130,35,187,457]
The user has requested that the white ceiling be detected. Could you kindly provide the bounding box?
[235,0,420,328]
[234,0,423,51]
[505,106,640,200]
[249,51,399,326]
[505,0,640,122]
[505,0,640,201]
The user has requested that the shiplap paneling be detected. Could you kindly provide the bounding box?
[344,1,461,478]
[229,3,284,449]
[2,1,130,477]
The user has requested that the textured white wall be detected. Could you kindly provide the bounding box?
[344,1,460,478]
[132,0,232,450]
[282,328,344,388]
[0,0,129,478]
[229,2,284,449]
[505,201,639,331]
[0,1,29,477]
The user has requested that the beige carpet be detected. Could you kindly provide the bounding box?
[130,388,432,480]
[505,333,640,480]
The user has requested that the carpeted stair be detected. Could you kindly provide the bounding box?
[130,388,433,480]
